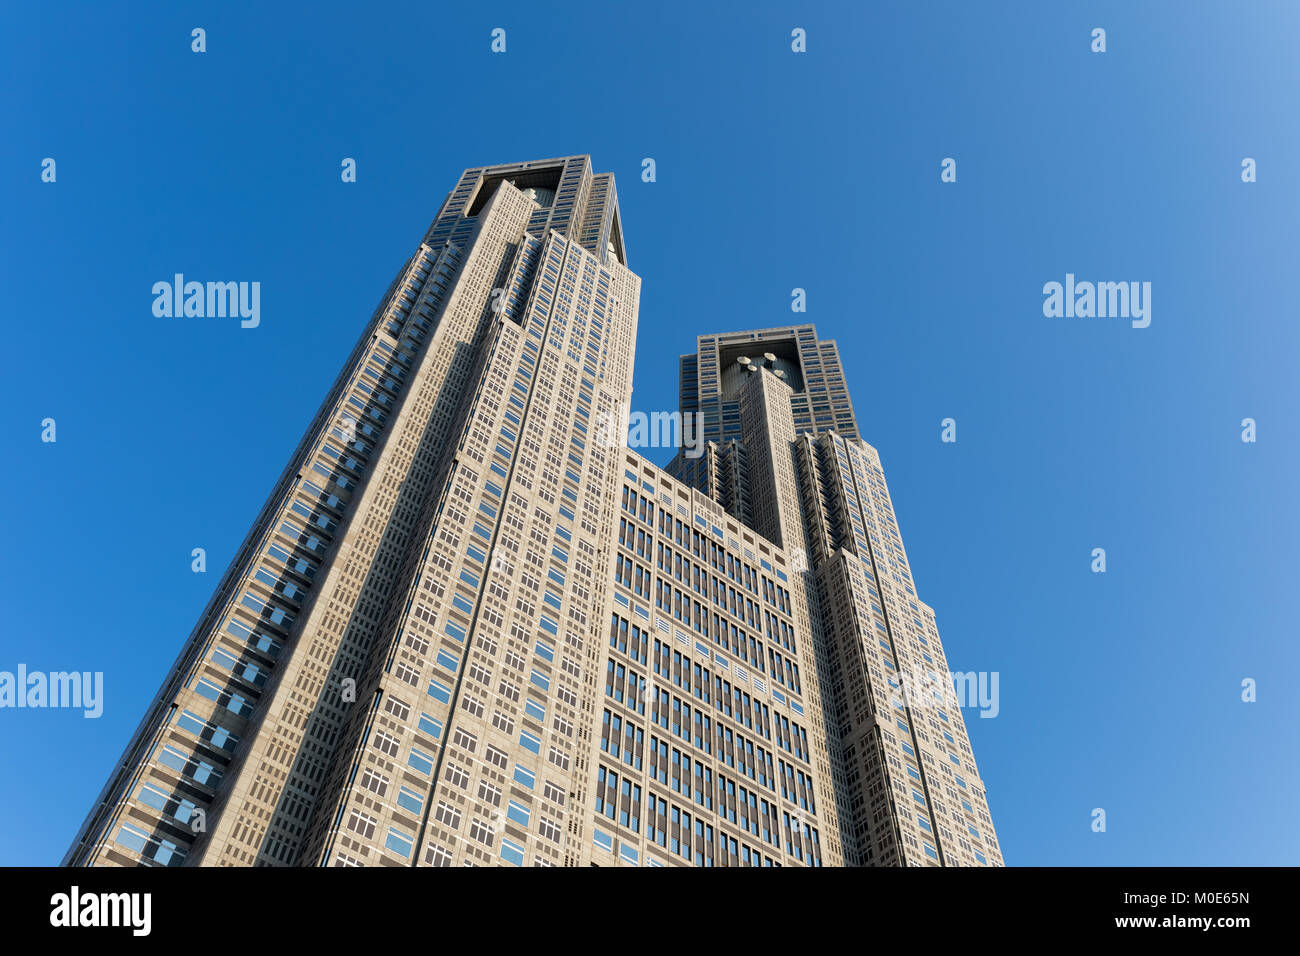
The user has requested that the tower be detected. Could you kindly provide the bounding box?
[66,160,1001,869]
[66,156,641,867]
[668,326,1003,866]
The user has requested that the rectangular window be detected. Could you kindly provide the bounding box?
[407,748,435,776]
[385,827,414,858]
[396,787,424,814]
[499,839,525,866]
[507,800,531,828]
[418,713,443,738]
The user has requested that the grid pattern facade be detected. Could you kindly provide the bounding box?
[797,432,1003,866]
[589,461,832,866]
[65,159,1001,869]
[65,156,643,868]
[668,325,1003,866]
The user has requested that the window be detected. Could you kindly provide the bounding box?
[359,769,388,796]
[434,801,462,829]
[407,748,435,776]
[396,787,424,814]
[469,818,495,846]
[418,713,443,738]
[115,823,149,854]
[427,679,452,704]
[136,782,169,812]
[385,827,414,857]
[444,762,470,789]
[425,844,453,867]
[499,839,525,866]
[347,810,377,839]
[506,800,531,828]
[542,780,566,805]
[538,817,562,843]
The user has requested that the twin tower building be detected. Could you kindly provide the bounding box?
[66,156,1003,868]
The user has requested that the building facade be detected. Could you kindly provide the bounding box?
[669,332,1003,866]
[65,155,1001,868]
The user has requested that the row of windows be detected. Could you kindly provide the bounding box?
[606,629,812,761]
[121,261,447,862]
[594,766,823,867]
[605,656,810,791]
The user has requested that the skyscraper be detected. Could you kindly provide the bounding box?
[66,156,1001,868]
[669,330,1003,866]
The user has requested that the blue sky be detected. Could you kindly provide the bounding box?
[2,1,1297,866]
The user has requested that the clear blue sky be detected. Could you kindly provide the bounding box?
[3,1,1297,867]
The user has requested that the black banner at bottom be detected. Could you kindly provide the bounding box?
[3,865,1275,946]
